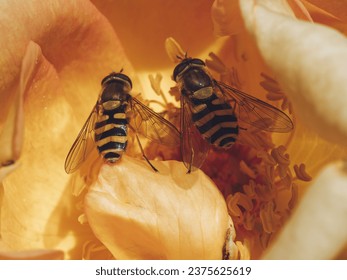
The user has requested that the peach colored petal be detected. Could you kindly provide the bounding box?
[0,41,39,181]
[0,163,19,183]
[91,0,223,105]
[263,161,347,259]
[0,249,64,260]
[91,0,218,71]
[210,1,346,176]
[239,0,347,146]
[84,156,230,260]
[0,0,135,120]
[0,0,132,259]
[0,40,33,166]
[287,0,313,21]
[304,0,347,22]
[211,0,244,36]
[297,1,347,36]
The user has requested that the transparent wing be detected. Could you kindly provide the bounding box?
[147,101,181,130]
[64,106,97,174]
[180,95,210,173]
[216,81,294,133]
[130,97,180,146]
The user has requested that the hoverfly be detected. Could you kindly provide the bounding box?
[64,71,180,174]
[173,57,294,173]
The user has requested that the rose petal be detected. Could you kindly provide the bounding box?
[239,0,347,146]
[211,0,244,36]
[304,0,347,22]
[0,0,133,259]
[0,38,34,170]
[0,163,20,183]
[263,161,347,259]
[287,0,313,21]
[210,1,347,174]
[85,156,230,260]
[92,0,218,71]
[0,249,64,260]
[284,1,347,37]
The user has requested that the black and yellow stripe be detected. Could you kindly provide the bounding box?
[191,93,238,148]
[94,103,128,163]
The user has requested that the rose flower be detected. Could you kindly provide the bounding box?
[0,0,347,260]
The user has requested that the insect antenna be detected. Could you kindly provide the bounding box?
[176,52,189,61]
[176,54,183,61]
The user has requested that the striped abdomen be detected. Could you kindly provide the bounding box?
[191,93,239,148]
[94,103,128,163]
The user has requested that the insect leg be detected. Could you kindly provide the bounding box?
[187,135,193,174]
[135,134,159,172]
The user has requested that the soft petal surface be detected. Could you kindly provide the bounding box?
[84,156,230,260]
[239,0,347,146]
[0,0,133,259]
[304,0,347,22]
[91,0,217,71]
[91,0,220,98]
[211,0,244,36]
[3,0,346,260]
[263,161,347,259]
[0,249,64,260]
[209,0,347,259]
[210,0,347,174]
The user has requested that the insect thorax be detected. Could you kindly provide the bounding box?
[101,81,131,103]
[180,67,213,97]
[98,83,131,112]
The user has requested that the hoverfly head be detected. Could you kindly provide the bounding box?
[101,71,133,89]
[172,57,206,82]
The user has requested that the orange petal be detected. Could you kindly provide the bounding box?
[84,156,230,260]
[0,39,34,175]
[211,0,244,36]
[0,0,132,259]
[0,249,64,260]
[263,161,347,259]
[239,0,347,146]
[92,0,218,70]
[304,0,347,22]
[92,0,225,101]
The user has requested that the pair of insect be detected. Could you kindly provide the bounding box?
[64,57,293,174]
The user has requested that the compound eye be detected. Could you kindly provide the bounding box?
[101,73,114,85]
[190,58,205,66]
[116,73,133,88]
[173,61,188,81]
[101,72,133,88]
